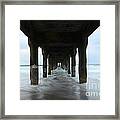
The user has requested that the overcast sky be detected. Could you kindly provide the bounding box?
[19,27,100,65]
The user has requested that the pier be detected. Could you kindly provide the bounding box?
[20,20,100,85]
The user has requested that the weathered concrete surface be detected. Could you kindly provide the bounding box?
[20,67,100,100]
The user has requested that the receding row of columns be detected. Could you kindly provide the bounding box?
[29,38,88,85]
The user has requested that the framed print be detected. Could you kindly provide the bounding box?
[0,0,119,119]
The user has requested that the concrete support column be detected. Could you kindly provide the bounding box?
[51,58,54,70]
[53,58,57,70]
[53,60,56,69]
[48,56,52,75]
[52,58,55,70]
[61,61,64,69]
[30,45,38,85]
[71,54,76,77]
[71,48,76,77]
[78,37,88,84]
[61,59,66,70]
[42,49,47,78]
[43,53,47,78]
[67,56,70,74]
[65,58,68,71]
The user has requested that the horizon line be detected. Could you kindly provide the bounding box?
[20,64,100,66]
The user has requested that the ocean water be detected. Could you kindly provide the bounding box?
[20,65,100,100]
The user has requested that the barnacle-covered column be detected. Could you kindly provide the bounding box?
[29,38,38,85]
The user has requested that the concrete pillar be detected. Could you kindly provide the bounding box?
[61,59,66,70]
[65,58,68,71]
[53,58,57,70]
[55,59,57,69]
[78,37,88,84]
[48,56,52,75]
[30,45,38,85]
[61,61,64,69]
[71,48,77,77]
[63,57,69,71]
[48,56,53,70]
[67,56,70,74]
[43,52,47,78]
[53,60,56,69]
[71,54,76,77]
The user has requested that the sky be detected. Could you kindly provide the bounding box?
[19,27,100,65]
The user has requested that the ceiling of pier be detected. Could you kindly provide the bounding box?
[20,20,100,61]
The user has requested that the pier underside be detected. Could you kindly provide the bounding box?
[20,20,100,85]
